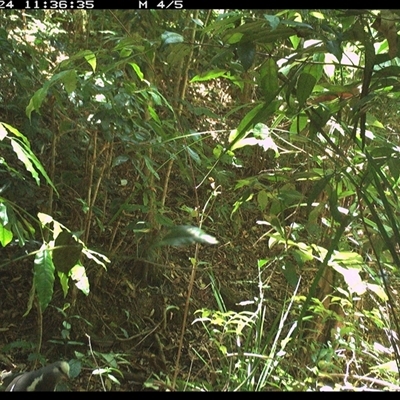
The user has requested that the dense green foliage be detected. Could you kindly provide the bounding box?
[1,9,400,391]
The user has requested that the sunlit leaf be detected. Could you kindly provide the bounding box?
[11,140,40,185]
[84,51,96,72]
[159,225,218,247]
[0,224,13,247]
[128,62,144,80]
[71,264,90,296]
[190,69,228,82]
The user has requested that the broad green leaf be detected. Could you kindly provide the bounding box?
[257,190,269,211]
[11,140,40,185]
[331,251,363,264]
[259,58,279,102]
[264,14,280,30]
[282,261,299,287]
[227,32,243,44]
[5,129,56,192]
[236,41,256,71]
[293,244,314,262]
[0,224,13,247]
[26,87,48,119]
[326,40,342,62]
[53,231,83,274]
[8,135,56,192]
[149,91,162,106]
[62,69,77,94]
[289,114,309,134]
[297,72,317,107]
[34,246,55,312]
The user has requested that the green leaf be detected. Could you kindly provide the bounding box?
[58,270,69,298]
[26,70,78,119]
[257,190,270,211]
[143,155,160,180]
[226,32,243,44]
[0,223,13,247]
[259,58,279,102]
[128,62,144,80]
[229,101,279,151]
[4,129,56,192]
[306,172,334,215]
[304,56,324,82]
[264,14,280,30]
[388,158,400,181]
[112,155,129,168]
[297,72,317,107]
[326,40,343,63]
[26,87,48,119]
[60,49,96,72]
[62,69,77,94]
[11,139,40,185]
[84,51,96,72]
[53,230,83,274]
[282,261,299,287]
[158,225,219,247]
[366,283,388,302]
[237,41,256,71]
[34,246,55,312]
[184,146,200,165]
[190,69,228,82]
